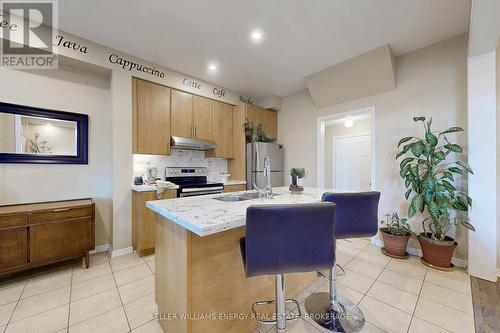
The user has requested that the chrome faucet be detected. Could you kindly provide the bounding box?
[253,155,273,199]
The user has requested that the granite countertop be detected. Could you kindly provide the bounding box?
[132,180,245,192]
[132,184,179,192]
[223,180,247,186]
[146,186,335,236]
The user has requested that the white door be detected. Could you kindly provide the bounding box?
[333,135,371,191]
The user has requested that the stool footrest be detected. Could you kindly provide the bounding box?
[251,299,301,325]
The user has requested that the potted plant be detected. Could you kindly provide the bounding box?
[380,212,412,258]
[290,168,306,186]
[396,117,474,270]
[243,119,270,143]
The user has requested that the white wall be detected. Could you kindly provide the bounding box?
[279,34,469,260]
[0,65,113,247]
[497,41,500,272]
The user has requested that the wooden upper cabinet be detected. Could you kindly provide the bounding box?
[210,102,233,158]
[171,89,194,138]
[193,96,213,140]
[133,78,171,155]
[245,105,277,140]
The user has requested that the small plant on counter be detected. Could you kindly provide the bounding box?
[396,116,474,270]
[290,168,306,187]
[243,119,270,142]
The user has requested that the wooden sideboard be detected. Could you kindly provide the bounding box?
[0,199,95,276]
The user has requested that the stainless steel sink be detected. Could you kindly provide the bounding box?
[213,192,281,202]
[213,195,252,202]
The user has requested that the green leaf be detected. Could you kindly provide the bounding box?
[423,176,435,191]
[448,167,463,174]
[413,117,426,122]
[411,141,424,157]
[398,137,413,148]
[396,151,405,160]
[432,151,446,161]
[460,221,475,231]
[400,157,414,170]
[408,203,416,218]
[411,194,424,214]
[457,161,473,174]
[405,189,412,200]
[425,132,438,146]
[442,171,454,181]
[428,201,439,220]
[441,180,456,191]
[439,127,464,135]
[444,144,463,153]
[452,199,468,211]
[400,164,411,178]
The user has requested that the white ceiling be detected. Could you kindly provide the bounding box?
[59,0,471,99]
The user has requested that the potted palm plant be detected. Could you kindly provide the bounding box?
[380,212,412,258]
[396,117,474,270]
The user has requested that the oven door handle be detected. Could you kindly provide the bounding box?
[181,186,224,193]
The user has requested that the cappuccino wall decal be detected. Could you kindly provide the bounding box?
[108,53,165,78]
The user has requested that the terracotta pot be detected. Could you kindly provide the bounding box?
[380,228,411,257]
[418,232,457,269]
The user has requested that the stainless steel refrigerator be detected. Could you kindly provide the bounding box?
[246,142,284,190]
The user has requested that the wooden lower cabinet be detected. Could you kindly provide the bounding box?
[0,199,95,276]
[132,190,177,256]
[0,227,28,271]
[223,184,247,193]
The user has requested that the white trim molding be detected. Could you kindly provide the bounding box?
[89,243,110,255]
[110,246,134,258]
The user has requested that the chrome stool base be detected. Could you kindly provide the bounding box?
[304,292,365,333]
[252,298,301,325]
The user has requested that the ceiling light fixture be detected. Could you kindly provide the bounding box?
[344,119,354,128]
[250,29,263,42]
[208,63,217,72]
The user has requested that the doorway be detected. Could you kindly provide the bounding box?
[316,106,375,190]
[333,134,371,191]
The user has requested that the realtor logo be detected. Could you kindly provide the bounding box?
[0,0,58,69]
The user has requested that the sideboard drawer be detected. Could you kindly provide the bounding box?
[30,205,93,223]
[0,213,28,228]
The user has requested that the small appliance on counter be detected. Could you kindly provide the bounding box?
[134,176,144,185]
[145,167,158,184]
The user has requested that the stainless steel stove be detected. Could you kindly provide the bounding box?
[166,167,224,197]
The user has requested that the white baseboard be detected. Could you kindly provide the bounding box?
[90,244,110,255]
[110,246,134,258]
[370,237,468,268]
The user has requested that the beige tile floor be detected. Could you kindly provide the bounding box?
[0,238,474,333]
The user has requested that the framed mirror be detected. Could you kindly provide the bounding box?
[0,102,88,164]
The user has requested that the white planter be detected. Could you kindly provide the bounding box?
[297,178,304,187]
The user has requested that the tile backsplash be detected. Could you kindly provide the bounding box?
[133,149,228,182]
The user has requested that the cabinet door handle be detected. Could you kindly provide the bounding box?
[53,208,70,213]
[194,127,197,138]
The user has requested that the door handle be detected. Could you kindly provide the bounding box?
[53,208,70,213]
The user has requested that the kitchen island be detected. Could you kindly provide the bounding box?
[147,187,333,333]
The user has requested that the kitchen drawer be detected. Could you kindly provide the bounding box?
[0,213,28,228]
[30,205,93,223]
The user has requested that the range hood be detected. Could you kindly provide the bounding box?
[171,136,217,150]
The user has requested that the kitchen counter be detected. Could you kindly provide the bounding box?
[151,186,332,333]
[147,186,333,236]
[131,184,179,192]
[222,179,246,186]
